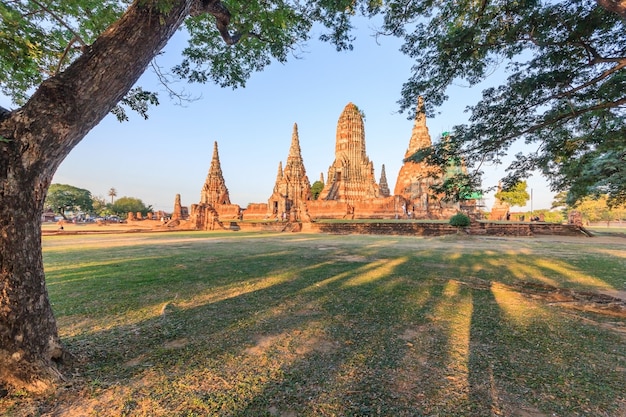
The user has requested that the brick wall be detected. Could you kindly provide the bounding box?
[235,221,589,237]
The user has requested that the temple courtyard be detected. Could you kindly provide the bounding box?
[4,229,626,416]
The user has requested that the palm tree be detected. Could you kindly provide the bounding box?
[108,187,117,204]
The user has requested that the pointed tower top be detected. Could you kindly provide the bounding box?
[403,96,432,158]
[288,123,302,160]
[200,140,230,205]
[277,160,283,179]
[210,141,222,171]
[379,164,390,197]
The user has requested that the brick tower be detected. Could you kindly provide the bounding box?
[267,123,312,220]
[200,141,230,206]
[318,103,380,204]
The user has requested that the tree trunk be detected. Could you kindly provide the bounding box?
[0,170,62,392]
[0,0,196,392]
[597,0,626,19]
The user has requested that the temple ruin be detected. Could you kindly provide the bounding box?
[394,97,460,219]
[189,141,240,230]
[184,99,477,229]
[267,123,312,221]
[317,103,380,203]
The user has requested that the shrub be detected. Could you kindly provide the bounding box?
[449,213,471,227]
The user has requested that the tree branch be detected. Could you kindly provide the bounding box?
[190,0,242,45]
[149,59,200,105]
[55,36,84,75]
[468,97,626,154]
[555,60,626,100]
[30,0,87,47]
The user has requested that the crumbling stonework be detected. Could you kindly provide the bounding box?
[180,100,490,225]
[189,141,241,229]
[379,164,390,197]
[243,203,269,220]
[201,141,230,206]
[394,97,460,219]
[489,183,510,220]
[172,193,183,220]
[318,103,380,204]
[266,124,311,221]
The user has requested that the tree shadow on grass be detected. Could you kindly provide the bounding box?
[33,238,626,416]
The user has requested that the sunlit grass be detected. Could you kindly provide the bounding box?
[3,231,625,416]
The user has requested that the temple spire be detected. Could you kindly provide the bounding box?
[209,141,223,178]
[200,141,230,205]
[284,122,307,181]
[319,102,379,203]
[404,96,432,158]
[267,124,311,220]
[288,123,303,161]
[379,164,390,197]
[273,161,283,193]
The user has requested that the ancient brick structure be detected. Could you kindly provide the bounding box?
[189,141,241,229]
[379,164,390,197]
[180,100,495,225]
[318,103,380,203]
[489,183,510,220]
[171,193,183,220]
[266,124,312,221]
[243,202,269,220]
[200,141,230,205]
[394,97,459,219]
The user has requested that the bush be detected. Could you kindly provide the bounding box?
[449,213,471,227]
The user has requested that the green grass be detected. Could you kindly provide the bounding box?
[587,225,626,237]
[3,231,626,416]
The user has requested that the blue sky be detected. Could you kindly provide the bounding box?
[2,19,555,212]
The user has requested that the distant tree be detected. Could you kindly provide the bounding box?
[108,187,118,204]
[551,191,569,210]
[311,181,324,200]
[110,197,152,218]
[532,209,565,224]
[574,196,626,225]
[91,196,109,217]
[494,181,530,209]
[44,184,93,219]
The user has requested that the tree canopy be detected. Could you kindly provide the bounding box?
[0,0,382,111]
[310,180,324,200]
[395,0,625,207]
[495,181,530,208]
[110,196,152,217]
[44,183,93,217]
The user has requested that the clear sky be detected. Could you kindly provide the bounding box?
[2,18,555,213]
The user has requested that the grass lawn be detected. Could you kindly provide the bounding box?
[3,231,626,416]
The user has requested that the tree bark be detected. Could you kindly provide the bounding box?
[0,0,198,392]
[597,0,626,19]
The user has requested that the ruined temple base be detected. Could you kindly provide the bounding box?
[43,220,591,238]
[236,221,590,237]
